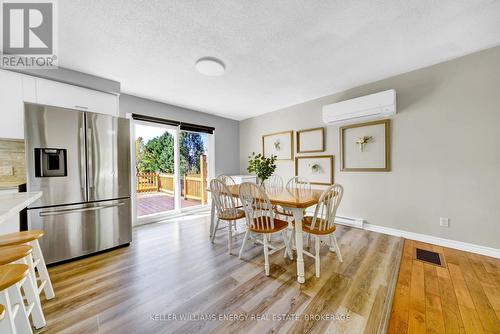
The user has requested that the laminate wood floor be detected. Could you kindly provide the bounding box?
[35,213,403,334]
[388,239,500,334]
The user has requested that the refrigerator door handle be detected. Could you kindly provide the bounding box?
[39,202,125,217]
[79,127,86,193]
[87,127,94,189]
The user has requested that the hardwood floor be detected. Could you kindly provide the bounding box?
[388,239,500,334]
[35,213,402,334]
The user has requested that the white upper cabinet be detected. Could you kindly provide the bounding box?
[0,70,25,139]
[21,76,37,103]
[0,70,119,140]
[36,78,119,116]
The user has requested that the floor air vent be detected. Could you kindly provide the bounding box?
[415,248,445,267]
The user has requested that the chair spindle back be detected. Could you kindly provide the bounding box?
[210,179,238,219]
[310,184,344,231]
[263,174,284,189]
[239,182,276,231]
[286,176,312,197]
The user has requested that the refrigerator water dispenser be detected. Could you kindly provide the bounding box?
[34,148,67,177]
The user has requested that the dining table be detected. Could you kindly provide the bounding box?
[209,185,324,284]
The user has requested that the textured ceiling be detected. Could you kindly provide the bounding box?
[58,1,500,120]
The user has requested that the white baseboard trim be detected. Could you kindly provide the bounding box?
[364,223,500,259]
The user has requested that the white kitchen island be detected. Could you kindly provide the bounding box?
[0,192,42,230]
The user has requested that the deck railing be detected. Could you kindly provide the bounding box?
[136,172,159,193]
[136,155,207,204]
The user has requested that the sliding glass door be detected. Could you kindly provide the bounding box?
[179,130,210,209]
[132,119,212,221]
[134,122,179,218]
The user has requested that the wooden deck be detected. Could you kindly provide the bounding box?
[137,192,201,216]
[36,213,403,333]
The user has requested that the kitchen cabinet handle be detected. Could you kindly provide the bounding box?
[39,202,125,217]
[74,105,89,110]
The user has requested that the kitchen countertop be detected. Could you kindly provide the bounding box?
[0,192,42,225]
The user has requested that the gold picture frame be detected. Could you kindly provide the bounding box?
[339,119,391,172]
[295,155,334,185]
[262,130,294,160]
[296,127,325,153]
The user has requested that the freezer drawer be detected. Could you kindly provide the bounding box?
[28,199,131,264]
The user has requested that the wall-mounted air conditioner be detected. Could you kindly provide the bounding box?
[322,89,396,125]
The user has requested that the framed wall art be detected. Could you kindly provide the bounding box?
[262,130,293,160]
[295,155,334,185]
[339,119,391,171]
[296,127,325,153]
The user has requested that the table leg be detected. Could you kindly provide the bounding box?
[209,200,215,237]
[292,208,305,284]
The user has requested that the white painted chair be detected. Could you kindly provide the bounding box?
[275,177,312,234]
[0,264,41,334]
[263,174,285,223]
[210,174,239,237]
[216,174,244,208]
[0,231,55,302]
[263,174,284,189]
[238,183,293,276]
[210,179,245,254]
[286,176,311,194]
[216,174,237,187]
[299,184,344,278]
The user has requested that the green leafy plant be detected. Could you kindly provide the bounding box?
[247,152,277,185]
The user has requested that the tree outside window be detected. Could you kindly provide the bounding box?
[136,131,205,175]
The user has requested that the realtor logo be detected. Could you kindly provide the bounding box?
[1,0,58,68]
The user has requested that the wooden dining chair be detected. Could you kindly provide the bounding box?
[263,174,284,189]
[299,184,344,278]
[263,174,285,224]
[210,179,245,254]
[238,182,293,276]
[274,176,312,220]
[216,174,236,187]
[286,176,311,194]
[216,174,243,208]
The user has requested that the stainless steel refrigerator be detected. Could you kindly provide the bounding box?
[24,103,132,264]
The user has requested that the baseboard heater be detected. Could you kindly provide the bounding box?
[305,208,364,229]
[335,216,364,229]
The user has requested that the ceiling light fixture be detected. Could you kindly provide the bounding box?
[195,57,225,76]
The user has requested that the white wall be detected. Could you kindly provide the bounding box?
[120,94,240,176]
[240,46,500,249]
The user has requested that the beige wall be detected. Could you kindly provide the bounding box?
[240,46,500,249]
